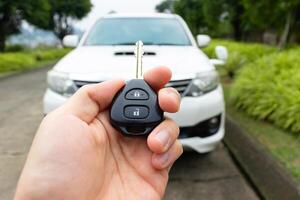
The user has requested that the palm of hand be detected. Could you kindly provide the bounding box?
[87,113,168,200]
[28,112,167,200]
[15,67,181,200]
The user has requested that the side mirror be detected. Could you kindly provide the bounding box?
[197,34,211,47]
[215,45,228,61]
[62,35,79,48]
[210,45,228,66]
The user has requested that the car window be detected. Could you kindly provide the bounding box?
[84,18,192,46]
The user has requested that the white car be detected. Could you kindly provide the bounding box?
[43,13,227,153]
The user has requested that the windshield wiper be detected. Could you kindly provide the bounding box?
[139,42,184,46]
[102,42,189,46]
[143,42,189,46]
[155,43,188,46]
[112,42,136,45]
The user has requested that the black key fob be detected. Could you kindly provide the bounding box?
[110,79,163,136]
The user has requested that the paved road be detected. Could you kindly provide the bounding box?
[0,67,259,200]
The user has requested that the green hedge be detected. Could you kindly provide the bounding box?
[203,39,276,78]
[231,48,300,133]
[31,49,71,61]
[0,48,71,73]
[0,53,36,72]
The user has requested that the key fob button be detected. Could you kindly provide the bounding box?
[110,79,163,136]
[125,89,149,100]
[124,106,149,119]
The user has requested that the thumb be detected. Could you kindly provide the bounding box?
[56,79,125,123]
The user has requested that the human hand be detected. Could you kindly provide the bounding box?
[15,66,182,200]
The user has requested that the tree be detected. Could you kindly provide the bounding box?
[155,0,175,13]
[201,0,231,37]
[171,0,244,39]
[0,0,50,51]
[48,0,92,42]
[227,0,244,41]
[192,0,245,40]
[174,0,206,35]
[242,0,300,48]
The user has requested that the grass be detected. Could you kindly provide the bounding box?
[0,48,71,74]
[222,80,300,182]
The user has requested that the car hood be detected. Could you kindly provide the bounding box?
[54,46,214,80]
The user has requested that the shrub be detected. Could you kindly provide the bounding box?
[203,39,276,78]
[5,44,26,52]
[231,48,300,133]
[0,53,36,72]
[0,48,71,73]
[31,48,71,61]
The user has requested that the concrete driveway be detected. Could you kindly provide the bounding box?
[0,66,259,200]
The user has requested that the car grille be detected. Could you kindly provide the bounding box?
[165,79,191,95]
[74,80,100,88]
[74,79,191,95]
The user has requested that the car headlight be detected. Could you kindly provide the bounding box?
[186,70,219,97]
[47,70,77,96]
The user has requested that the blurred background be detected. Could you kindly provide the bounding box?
[1,0,300,199]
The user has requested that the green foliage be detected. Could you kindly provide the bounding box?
[48,0,92,40]
[49,0,91,18]
[231,48,300,133]
[201,0,232,37]
[223,83,300,182]
[222,47,300,181]
[203,39,276,78]
[155,0,175,12]
[0,0,92,50]
[172,0,244,39]
[31,48,71,61]
[5,44,26,52]
[242,0,300,47]
[174,0,205,35]
[0,48,71,73]
[0,53,36,72]
[242,0,300,30]
[0,0,51,51]
[163,0,300,45]
[21,0,51,29]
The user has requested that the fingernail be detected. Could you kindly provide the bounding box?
[155,131,170,148]
[156,152,170,166]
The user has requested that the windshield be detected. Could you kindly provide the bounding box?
[84,18,192,46]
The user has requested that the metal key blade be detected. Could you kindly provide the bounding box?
[134,41,144,79]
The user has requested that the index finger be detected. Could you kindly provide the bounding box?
[144,66,172,91]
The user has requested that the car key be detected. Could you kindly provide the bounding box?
[110,41,163,136]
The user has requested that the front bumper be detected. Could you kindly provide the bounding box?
[43,85,225,153]
[179,113,225,153]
